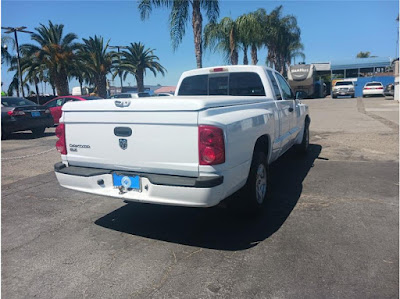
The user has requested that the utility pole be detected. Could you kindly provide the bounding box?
[109,45,128,92]
[2,26,33,98]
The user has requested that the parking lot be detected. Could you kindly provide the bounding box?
[2,97,398,298]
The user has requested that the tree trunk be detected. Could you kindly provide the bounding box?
[54,71,69,96]
[243,45,248,65]
[251,44,258,65]
[192,0,203,68]
[96,75,108,99]
[136,70,145,92]
[79,79,83,95]
[34,77,40,104]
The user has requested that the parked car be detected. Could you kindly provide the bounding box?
[362,82,384,97]
[1,97,54,139]
[54,65,310,212]
[384,83,394,97]
[155,93,174,97]
[332,81,355,98]
[44,95,103,125]
[109,92,151,99]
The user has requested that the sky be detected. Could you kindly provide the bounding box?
[1,0,399,94]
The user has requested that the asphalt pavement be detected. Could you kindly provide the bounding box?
[1,96,398,298]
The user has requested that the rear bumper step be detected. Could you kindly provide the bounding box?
[54,162,223,188]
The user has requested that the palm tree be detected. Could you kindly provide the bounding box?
[69,59,93,96]
[138,0,219,68]
[20,21,79,96]
[236,10,265,65]
[264,6,302,75]
[356,51,371,58]
[7,72,30,97]
[289,42,305,64]
[1,36,14,65]
[204,17,240,65]
[118,42,166,92]
[78,35,118,98]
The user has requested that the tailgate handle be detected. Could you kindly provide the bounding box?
[114,127,132,137]
[115,100,131,107]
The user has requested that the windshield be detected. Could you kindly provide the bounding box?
[335,82,353,86]
[1,97,37,107]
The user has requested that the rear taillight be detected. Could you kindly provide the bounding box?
[376,87,383,89]
[198,125,225,165]
[55,123,67,155]
[7,110,25,116]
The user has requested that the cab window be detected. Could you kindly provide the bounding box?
[267,70,282,100]
[275,73,295,100]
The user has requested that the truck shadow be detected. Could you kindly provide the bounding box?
[95,144,322,251]
[4,131,55,140]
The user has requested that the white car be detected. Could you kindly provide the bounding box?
[54,65,310,211]
[109,92,151,99]
[362,82,384,97]
[332,81,355,98]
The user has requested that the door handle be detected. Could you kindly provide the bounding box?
[288,107,294,112]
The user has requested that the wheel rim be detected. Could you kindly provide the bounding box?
[255,164,267,204]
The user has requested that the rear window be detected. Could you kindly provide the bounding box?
[1,97,36,107]
[178,72,265,96]
[138,93,150,98]
[365,82,383,86]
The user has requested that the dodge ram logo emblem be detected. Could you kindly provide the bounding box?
[119,139,128,150]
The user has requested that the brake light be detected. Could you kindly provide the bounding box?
[210,67,228,73]
[198,125,225,165]
[376,87,383,89]
[55,123,67,155]
[7,110,25,116]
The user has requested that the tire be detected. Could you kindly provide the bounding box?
[332,95,337,99]
[1,129,7,140]
[31,127,45,137]
[351,94,355,98]
[243,151,270,213]
[295,119,310,155]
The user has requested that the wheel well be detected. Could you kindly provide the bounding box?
[254,135,270,157]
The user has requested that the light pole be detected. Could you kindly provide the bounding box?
[2,26,33,98]
[109,45,128,92]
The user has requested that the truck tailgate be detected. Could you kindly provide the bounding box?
[62,101,199,177]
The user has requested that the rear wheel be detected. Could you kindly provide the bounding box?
[31,127,45,137]
[243,151,270,213]
[332,95,337,99]
[1,129,8,140]
[295,119,310,155]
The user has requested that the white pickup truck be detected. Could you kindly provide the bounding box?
[54,65,310,211]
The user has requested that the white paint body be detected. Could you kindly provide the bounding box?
[55,65,310,207]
